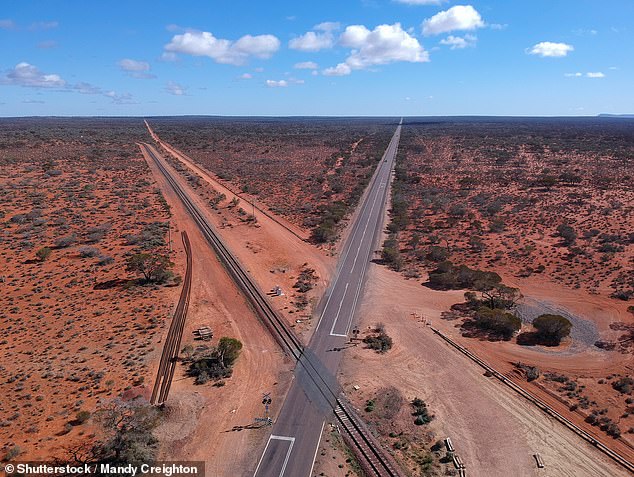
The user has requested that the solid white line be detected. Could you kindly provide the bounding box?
[271,435,296,442]
[253,434,274,476]
[308,421,326,477]
[278,437,295,477]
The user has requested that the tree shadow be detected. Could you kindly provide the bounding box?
[460,319,510,342]
[93,278,137,290]
[517,332,561,347]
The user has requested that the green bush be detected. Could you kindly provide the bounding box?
[363,332,393,353]
[186,338,243,384]
[36,247,52,262]
[532,314,572,345]
[474,307,521,340]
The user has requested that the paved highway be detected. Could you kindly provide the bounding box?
[254,120,402,477]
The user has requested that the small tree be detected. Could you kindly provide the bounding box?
[216,337,243,368]
[125,253,173,284]
[532,314,572,345]
[36,247,52,262]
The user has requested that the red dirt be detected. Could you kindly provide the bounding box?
[0,120,176,461]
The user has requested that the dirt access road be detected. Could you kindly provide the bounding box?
[141,144,296,476]
[145,122,335,341]
[337,265,631,477]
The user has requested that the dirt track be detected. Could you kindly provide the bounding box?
[141,146,294,476]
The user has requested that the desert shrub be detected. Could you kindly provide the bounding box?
[557,223,577,246]
[381,235,402,271]
[75,410,91,424]
[36,247,52,262]
[78,246,100,258]
[293,266,317,293]
[363,331,393,353]
[612,377,634,394]
[124,222,167,249]
[4,445,21,461]
[411,398,433,425]
[532,314,572,345]
[427,245,449,262]
[474,307,521,339]
[185,338,243,383]
[54,234,77,248]
[606,422,621,438]
[97,256,114,266]
[515,362,540,381]
[311,201,347,243]
[85,224,110,243]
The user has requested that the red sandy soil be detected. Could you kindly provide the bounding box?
[0,120,176,462]
[335,265,632,477]
[393,121,633,299]
[148,118,394,234]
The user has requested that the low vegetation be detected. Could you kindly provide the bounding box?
[363,324,393,353]
[184,337,243,385]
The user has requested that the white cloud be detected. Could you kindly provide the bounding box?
[527,41,574,58]
[2,62,66,88]
[314,22,341,32]
[422,5,484,36]
[394,0,445,4]
[118,58,155,79]
[266,79,288,87]
[166,81,186,95]
[439,34,476,49]
[119,59,150,72]
[289,22,341,51]
[0,19,15,29]
[325,23,428,75]
[239,73,253,79]
[294,61,318,69]
[105,91,135,104]
[289,31,335,51]
[564,71,605,78]
[323,63,352,76]
[164,30,280,65]
[1,61,134,104]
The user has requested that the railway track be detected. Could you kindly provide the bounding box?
[150,231,192,405]
[141,143,400,477]
[430,326,634,474]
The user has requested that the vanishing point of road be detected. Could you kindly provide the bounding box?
[254,120,403,477]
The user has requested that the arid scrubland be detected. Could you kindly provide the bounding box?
[0,119,174,461]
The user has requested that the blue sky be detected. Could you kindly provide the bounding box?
[1,0,632,116]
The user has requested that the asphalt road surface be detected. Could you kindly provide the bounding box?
[254,120,402,477]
